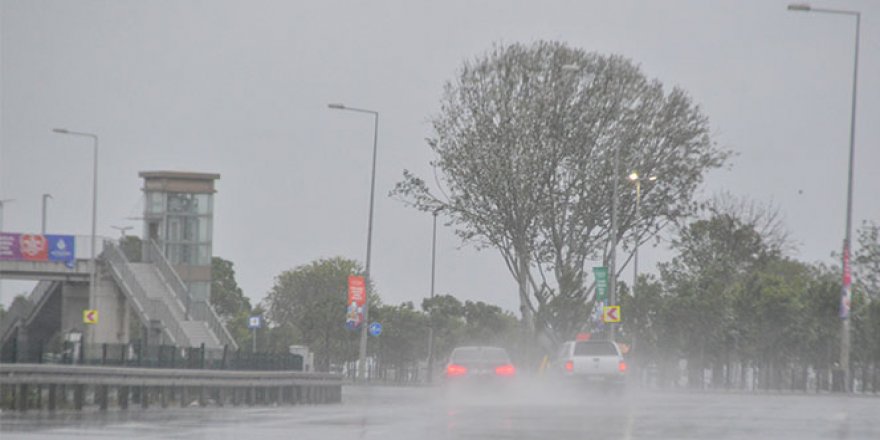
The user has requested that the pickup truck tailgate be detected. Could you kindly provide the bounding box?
[573,355,619,375]
[569,341,621,376]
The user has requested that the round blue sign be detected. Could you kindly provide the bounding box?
[368,322,382,336]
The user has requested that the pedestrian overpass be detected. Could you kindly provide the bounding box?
[0,236,237,363]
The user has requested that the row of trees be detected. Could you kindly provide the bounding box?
[618,209,880,391]
[209,213,878,390]
[210,256,521,379]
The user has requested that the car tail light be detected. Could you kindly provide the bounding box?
[495,364,516,377]
[565,360,574,372]
[446,364,467,377]
[618,360,627,373]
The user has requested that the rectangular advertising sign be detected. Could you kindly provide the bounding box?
[0,232,76,267]
[0,233,21,260]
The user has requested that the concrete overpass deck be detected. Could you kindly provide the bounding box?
[0,259,91,282]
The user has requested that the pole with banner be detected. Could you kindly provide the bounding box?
[840,241,853,391]
[347,275,367,379]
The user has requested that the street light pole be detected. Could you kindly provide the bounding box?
[0,199,13,232]
[426,208,440,384]
[627,173,657,296]
[628,172,656,362]
[53,128,99,348]
[41,193,52,235]
[0,198,12,308]
[632,176,641,296]
[328,103,379,382]
[608,144,620,342]
[788,3,861,393]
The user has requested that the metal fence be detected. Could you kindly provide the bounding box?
[2,341,303,372]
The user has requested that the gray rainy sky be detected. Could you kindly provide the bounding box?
[1,0,879,314]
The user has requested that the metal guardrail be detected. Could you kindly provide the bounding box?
[104,242,188,347]
[1,363,343,412]
[146,240,238,350]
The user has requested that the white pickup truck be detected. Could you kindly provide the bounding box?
[554,340,626,389]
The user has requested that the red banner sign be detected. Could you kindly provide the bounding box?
[346,275,366,329]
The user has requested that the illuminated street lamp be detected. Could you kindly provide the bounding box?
[627,171,656,369]
[627,172,657,298]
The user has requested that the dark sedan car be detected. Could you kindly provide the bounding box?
[444,346,517,385]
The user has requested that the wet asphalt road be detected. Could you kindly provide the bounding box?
[2,384,878,439]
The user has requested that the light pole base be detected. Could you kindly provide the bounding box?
[831,368,846,393]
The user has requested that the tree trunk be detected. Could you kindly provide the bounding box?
[802,364,809,393]
[871,362,880,394]
[517,253,533,332]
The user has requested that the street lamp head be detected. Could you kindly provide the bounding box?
[52,128,70,134]
[648,175,658,181]
[327,103,346,110]
[628,172,639,181]
[787,3,811,11]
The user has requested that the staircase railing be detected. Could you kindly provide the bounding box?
[145,240,238,351]
[189,302,238,350]
[0,297,32,344]
[26,280,56,310]
[144,240,191,310]
[0,279,59,345]
[104,242,188,347]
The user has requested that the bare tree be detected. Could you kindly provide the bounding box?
[393,41,728,344]
[699,192,793,256]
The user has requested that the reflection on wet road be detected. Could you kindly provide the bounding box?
[2,385,878,439]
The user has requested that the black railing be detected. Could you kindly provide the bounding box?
[0,341,303,372]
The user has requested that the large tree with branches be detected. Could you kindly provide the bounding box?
[393,41,728,345]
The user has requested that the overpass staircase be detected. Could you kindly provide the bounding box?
[0,241,238,359]
[103,241,237,350]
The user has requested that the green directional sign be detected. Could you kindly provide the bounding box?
[593,266,608,302]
